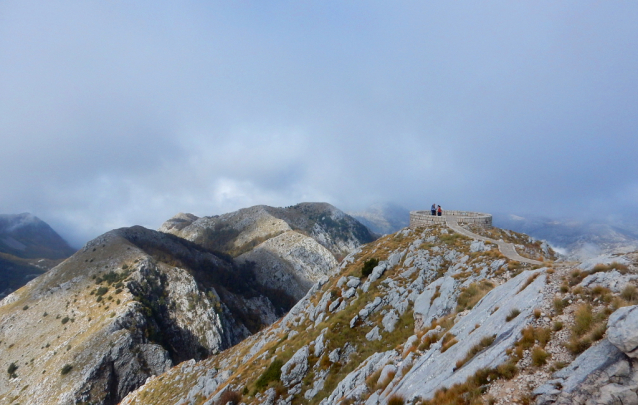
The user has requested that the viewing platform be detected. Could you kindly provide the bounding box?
[410,210,492,228]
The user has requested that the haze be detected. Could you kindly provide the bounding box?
[1,1,637,247]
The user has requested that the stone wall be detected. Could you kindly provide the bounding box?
[409,210,492,228]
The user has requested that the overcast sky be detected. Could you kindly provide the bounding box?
[1,1,637,247]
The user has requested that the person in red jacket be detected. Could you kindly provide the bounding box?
[437,205,442,216]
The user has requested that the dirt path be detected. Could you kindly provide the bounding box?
[446,217,544,265]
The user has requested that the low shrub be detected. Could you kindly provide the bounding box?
[572,304,593,337]
[456,280,494,312]
[519,273,541,293]
[506,308,521,322]
[7,362,18,378]
[531,346,549,366]
[387,394,405,405]
[440,333,458,353]
[61,364,73,375]
[215,390,242,405]
[553,298,568,315]
[361,258,379,278]
[455,335,496,369]
[621,285,638,302]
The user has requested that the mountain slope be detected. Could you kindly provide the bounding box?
[121,225,638,405]
[0,226,285,405]
[160,203,376,300]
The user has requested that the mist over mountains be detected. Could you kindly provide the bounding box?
[0,213,75,298]
[492,213,638,260]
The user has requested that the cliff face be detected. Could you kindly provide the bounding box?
[160,203,376,302]
[120,225,638,405]
[0,226,280,405]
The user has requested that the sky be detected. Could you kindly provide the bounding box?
[1,1,638,247]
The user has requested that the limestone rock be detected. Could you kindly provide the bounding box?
[281,346,310,387]
[608,305,638,357]
[390,269,546,401]
[366,326,382,341]
[382,310,400,332]
[413,276,458,330]
[580,270,638,293]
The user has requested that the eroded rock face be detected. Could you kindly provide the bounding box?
[236,231,338,301]
[160,204,375,304]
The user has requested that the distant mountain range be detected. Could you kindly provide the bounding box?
[348,202,410,235]
[0,213,75,298]
[493,213,638,259]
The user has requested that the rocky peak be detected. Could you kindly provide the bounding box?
[159,202,376,303]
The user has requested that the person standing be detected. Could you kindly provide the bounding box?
[437,205,442,216]
[431,203,436,216]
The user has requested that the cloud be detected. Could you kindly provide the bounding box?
[1,1,637,246]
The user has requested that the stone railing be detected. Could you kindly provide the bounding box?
[409,210,492,228]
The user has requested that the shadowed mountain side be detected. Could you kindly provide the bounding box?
[0,213,76,299]
[0,213,75,259]
[160,203,376,303]
[0,225,285,405]
[236,231,338,301]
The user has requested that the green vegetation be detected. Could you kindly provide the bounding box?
[61,316,70,324]
[7,362,18,378]
[553,297,568,315]
[60,364,73,375]
[361,258,379,278]
[95,286,109,297]
[255,359,283,391]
